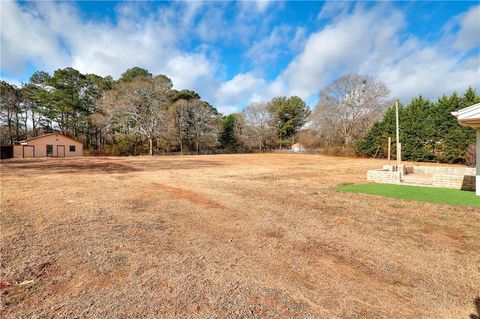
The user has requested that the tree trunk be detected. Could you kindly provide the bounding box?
[60,114,65,134]
[15,108,20,142]
[7,109,13,144]
[196,136,199,155]
[149,137,153,156]
[32,110,37,137]
[24,113,28,140]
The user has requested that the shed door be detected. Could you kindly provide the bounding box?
[23,145,34,158]
[46,145,53,157]
[57,145,65,158]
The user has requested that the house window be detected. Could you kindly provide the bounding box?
[69,145,76,152]
[46,145,53,157]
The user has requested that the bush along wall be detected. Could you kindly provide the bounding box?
[357,88,479,164]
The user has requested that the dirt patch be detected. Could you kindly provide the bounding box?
[154,182,227,209]
[1,154,478,318]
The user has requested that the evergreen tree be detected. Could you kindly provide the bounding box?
[357,106,396,158]
[400,96,434,161]
[268,96,310,145]
[220,114,237,150]
[357,88,479,164]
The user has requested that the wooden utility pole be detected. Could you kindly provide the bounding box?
[395,100,401,167]
[387,136,391,165]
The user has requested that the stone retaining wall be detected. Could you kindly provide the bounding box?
[432,174,475,190]
[367,170,401,184]
[367,165,476,191]
[413,166,475,176]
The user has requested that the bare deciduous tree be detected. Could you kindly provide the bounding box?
[311,74,390,146]
[189,100,219,153]
[172,99,191,154]
[99,75,173,155]
[0,81,25,144]
[172,98,219,154]
[237,103,276,150]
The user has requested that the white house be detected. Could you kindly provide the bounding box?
[452,102,480,196]
[291,143,306,153]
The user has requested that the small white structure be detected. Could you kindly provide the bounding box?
[291,143,306,153]
[452,102,480,196]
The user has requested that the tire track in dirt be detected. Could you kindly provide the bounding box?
[152,183,227,209]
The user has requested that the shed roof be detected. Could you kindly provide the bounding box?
[20,133,82,144]
[452,102,480,127]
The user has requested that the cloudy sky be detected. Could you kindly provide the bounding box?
[1,1,479,114]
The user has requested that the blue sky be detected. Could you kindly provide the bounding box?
[1,1,479,113]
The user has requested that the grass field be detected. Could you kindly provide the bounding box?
[1,154,479,318]
[337,183,480,207]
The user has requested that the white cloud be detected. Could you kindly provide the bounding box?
[317,1,352,20]
[267,4,480,104]
[254,1,272,13]
[0,1,70,74]
[452,5,480,51]
[245,25,296,67]
[0,1,478,115]
[238,0,274,14]
[215,73,269,113]
[0,1,223,105]
[164,53,219,95]
[195,4,229,42]
[217,4,479,109]
[272,6,406,99]
[0,0,284,113]
[194,1,282,46]
[377,49,480,102]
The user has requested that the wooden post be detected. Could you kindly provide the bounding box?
[395,100,401,167]
[398,142,402,181]
[387,136,391,166]
[398,143,402,164]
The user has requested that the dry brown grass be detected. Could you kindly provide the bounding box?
[1,154,479,318]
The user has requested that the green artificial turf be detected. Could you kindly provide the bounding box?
[336,183,480,207]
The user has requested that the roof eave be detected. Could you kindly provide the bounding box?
[458,119,480,128]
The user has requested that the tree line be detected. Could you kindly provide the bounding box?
[295,74,477,165]
[0,67,310,155]
[1,68,476,163]
[357,88,479,164]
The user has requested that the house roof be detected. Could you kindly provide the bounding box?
[452,102,480,128]
[20,133,82,144]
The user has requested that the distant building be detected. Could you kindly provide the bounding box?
[1,133,83,159]
[291,143,306,153]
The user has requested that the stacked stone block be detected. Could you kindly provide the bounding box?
[367,165,476,191]
[367,170,401,184]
